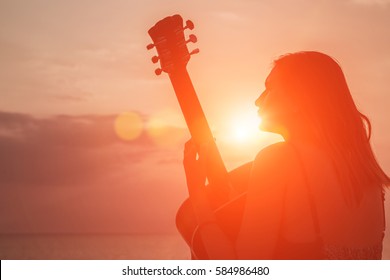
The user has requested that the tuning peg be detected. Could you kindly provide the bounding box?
[151,56,159,64]
[186,34,197,44]
[189,48,200,55]
[184,20,194,30]
[146,43,155,50]
[155,68,163,75]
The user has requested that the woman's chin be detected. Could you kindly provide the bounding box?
[259,120,274,132]
[259,120,286,136]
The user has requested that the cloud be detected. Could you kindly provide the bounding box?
[52,94,88,102]
[0,111,189,234]
[0,111,186,187]
[350,0,390,6]
[0,36,154,116]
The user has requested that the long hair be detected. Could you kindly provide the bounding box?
[273,51,389,205]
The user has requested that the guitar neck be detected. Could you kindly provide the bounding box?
[169,67,230,197]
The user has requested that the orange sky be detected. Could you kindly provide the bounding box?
[0,0,389,235]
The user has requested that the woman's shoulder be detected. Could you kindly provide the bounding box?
[254,141,296,166]
[251,141,324,188]
[251,141,299,184]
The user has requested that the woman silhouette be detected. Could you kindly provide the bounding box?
[183,51,389,259]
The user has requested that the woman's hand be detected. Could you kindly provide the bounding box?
[183,139,215,222]
[183,139,207,194]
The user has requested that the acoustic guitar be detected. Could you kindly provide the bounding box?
[147,14,252,259]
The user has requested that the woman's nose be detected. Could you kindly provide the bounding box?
[255,91,267,107]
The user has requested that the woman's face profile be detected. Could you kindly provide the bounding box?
[255,68,288,134]
[255,67,298,134]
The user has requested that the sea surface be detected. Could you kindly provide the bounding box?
[0,234,190,260]
[0,233,389,260]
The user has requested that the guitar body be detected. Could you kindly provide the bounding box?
[147,14,253,259]
[176,162,252,259]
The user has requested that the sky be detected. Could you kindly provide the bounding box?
[0,0,389,236]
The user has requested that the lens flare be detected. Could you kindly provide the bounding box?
[114,112,143,141]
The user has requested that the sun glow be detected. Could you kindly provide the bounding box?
[227,114,262,144]
[217,110,269,169]
[233,125,249,142]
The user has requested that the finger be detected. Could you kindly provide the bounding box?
[184,138,195,151]
[197,149,208,177]
[198,142,210,155]
[184,144,197,158]
[183,144,198,168]
[184,138,195,150]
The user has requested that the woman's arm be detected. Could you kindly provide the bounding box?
[183,139,236,259]
[235,142,291,259]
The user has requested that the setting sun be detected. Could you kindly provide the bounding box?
[233,125,249,142]
[225,112,262,144]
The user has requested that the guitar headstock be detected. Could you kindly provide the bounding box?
[147,14,199,75]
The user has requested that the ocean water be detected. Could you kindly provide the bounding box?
[0,234,190,260]
[0,233,389,260]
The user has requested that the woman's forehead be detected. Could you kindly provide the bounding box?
[265,67,278,87]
